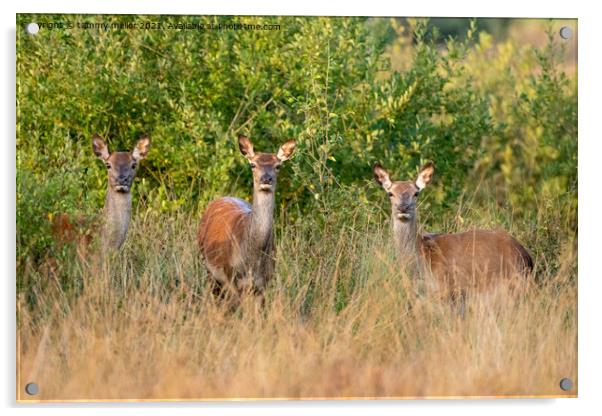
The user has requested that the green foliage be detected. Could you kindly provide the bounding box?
[17,15,577,282]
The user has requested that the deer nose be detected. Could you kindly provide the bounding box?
[260,174,273,185]
[398,203,411,213]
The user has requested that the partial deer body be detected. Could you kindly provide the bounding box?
[198,135,296,300]
[374,162,532,291]
[92,134,150,251]
[50,212,96,261]
[419,229,533,289]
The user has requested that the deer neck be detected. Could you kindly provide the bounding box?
[392,215,420,265]
[247,189,275,252]
[102,186,132,250]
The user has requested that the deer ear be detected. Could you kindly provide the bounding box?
[416,161,435,190]
[373,163,392,190]
[132,136,151,161]
[277,139,296,162]
[238,135,255,159]
[92,134,110,161]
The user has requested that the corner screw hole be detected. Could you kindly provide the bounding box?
[559,26,572,40]
[26,22,39,35]
[25,382,39,396]
[559,378,573,391]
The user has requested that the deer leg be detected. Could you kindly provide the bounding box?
[236,268,254,293]
[209,279,226,299]
[207,265,239,302]
[450,289,467,319]
[235,266,267,309]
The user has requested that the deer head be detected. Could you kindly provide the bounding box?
[374,162,434,222]
[92,134,151,193]
[238,134,296,193]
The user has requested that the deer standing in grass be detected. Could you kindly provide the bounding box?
[198,135,296,303]
[91,134,150,251]
[373,162,532,292]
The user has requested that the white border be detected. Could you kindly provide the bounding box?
[1,0,584,17]
[3,1,600,415]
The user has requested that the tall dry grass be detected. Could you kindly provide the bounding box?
[17,200,577,401]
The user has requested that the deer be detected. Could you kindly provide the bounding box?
[373,161,533,294]
[198,135,296,304]
[90,134,151,251]
[46,134,150,274]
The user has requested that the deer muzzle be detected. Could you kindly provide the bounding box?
[259,174,274,192]
[114,185,130,193]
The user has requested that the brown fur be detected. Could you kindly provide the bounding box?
[48,134,151,255]
[198,135,295,301]
[374,162,532,291]
[198,197,249,280]
[50,213,96,259]
[92,134,150,251]
[420,229,533,291]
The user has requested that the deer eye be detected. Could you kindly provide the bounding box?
[387,192,393,197]
[275,164,281,170]
[414,192,419,197]
[131,162,137,169]
[105,163,112,169]
[250,163,257,169]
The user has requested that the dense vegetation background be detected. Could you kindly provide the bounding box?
[16,15,577,399]
[17,15,576,271]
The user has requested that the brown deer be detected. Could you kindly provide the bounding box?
[91,134,150,251]
[198,135,296,302]
[373,162,533,292]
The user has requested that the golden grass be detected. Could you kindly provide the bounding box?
[17,210,577,401]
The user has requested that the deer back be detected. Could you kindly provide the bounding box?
[420,229,533,289]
